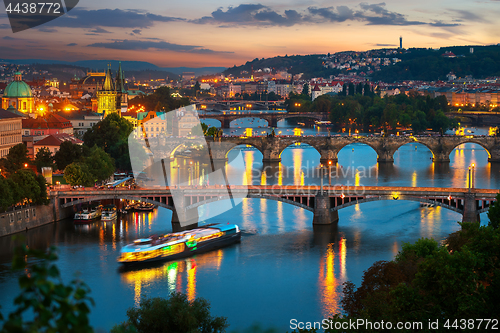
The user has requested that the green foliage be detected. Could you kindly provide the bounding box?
[10,169,46,205]
[0,143,30,175]
[128,86,190,112]
[83,146,115,183]
[54,141,87,171]
[487,193,500,229]
[0,176,13,211]
[304,93,456,133]
[113,292,228,333]
[0,242,94,333]
[63,163,94,186]
[319,224,500,332]
[83,113,133,170]
[34,147,55,173]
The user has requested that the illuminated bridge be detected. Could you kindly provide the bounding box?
[50,186,498,227]
[197,111,329,128]
[145,135,500,164]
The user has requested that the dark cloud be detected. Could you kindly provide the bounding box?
[193,3,458,27]
[448,9,484,23]
[307,6,354,22]
[132,29,142,35]
[89,27,111,33]
[41,8,184,28]
[87,39,232,54]
[192,4,305,26]
[67,43,77,46]
[375,43,396,46]
[429,21,461,27]
[354,3,426,25]
[3,36,15,39]
[0,24,11,29]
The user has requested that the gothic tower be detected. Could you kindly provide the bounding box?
[97,66,118,117]
[115,62,128,112]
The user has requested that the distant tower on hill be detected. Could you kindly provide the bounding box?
[399,36,403,49]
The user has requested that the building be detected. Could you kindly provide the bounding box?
[137,111,167,138]
[55,110,102,138]
[173,107,199,137]
[22,113,73,136]
[1,72,35,114]
[0,107,23,158]
[97,67,118,117]
[33,133,83,156]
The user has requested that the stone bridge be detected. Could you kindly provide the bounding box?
[194,100,285,111]
[198,112,329,128]
[50,186,498,228]
[145,135,500,164]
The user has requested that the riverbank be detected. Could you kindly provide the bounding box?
[0,201,73,238]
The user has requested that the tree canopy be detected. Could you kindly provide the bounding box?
[0,143,30,175]
[83,113,133,170]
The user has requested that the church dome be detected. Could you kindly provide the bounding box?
[3,72,33,98]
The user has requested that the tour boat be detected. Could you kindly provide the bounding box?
[101,204,117,221]
[74,205,102,223]
[134,202,155,211]
[118,224,241,265]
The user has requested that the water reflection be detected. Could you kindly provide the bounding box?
[120,249,224,306]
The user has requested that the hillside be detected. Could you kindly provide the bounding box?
[223,45,500,82]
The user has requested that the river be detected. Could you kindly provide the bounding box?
[0,120,497,332]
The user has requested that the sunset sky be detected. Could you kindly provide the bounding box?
[1,0,499,67]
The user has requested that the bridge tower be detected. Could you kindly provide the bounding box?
[462,192,480,223]
[313,193,339,224]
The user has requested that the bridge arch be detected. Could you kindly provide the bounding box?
[331,196,463,214]
[392,142,435,162]
[225,143,265,159]
[60,195,175,211]
[449,141,492,160]
[278,142,321,159]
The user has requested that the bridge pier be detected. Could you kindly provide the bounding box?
[462,192,480,223]
[432,152,451,163]
[171,207,199,229]
[222,118,231,128]
[320,150,337,165]
[313,193,339,225]
[269,116,278,128]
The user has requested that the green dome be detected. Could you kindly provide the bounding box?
[4,80,33,98]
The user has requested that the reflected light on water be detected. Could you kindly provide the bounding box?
[319,243,339,317]
[187,259,197,302]
[339,237,347,280]
[292,148,304,185]
[412,170,417,187]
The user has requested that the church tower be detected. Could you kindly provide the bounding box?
[115,62,128,113]
[97,66,118,117]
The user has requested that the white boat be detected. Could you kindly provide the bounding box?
[101,205,117,221]
[74,205,102,224]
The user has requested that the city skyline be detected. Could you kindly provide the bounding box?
[0,0,499,67]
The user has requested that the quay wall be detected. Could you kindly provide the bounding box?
[0,200,73,238]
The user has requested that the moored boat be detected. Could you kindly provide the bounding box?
[101,204,117,221]
[134,201,155,211]
[74,205,102,223]
[118,224,241,265]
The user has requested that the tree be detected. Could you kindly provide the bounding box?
[0,176,13,210]
[83,146,115,183]
[0,243,94,333]
[83,114,133,170]
[64,163,94,187]
[10,169,43,204]
[0,143,30,175]
[112,293,228,333]
[487,193,500,229]
[54,141,86,171]
[34,147,55,173]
